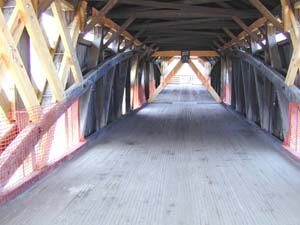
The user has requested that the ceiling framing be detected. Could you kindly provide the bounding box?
[86,0,281,51]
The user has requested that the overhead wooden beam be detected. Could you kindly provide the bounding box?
[178,0,231,4]
[153,51,219,57]
[97,0,231,10]
[99,17,141,46]
[89,6,142,47]
[221,17,268,50]
[223,27,237,40]
[85,0,118,33]
[188,60,222,103]
[95,0,230,5]
[17,0,64,101]
[108,8,260,19]
[222,27,243,48]
[51,0,83,84]
[217,35,227,44]
[232,16,265,48]
[104,16,135,48]
[248,0,283,31]
[122,29,144,50]
[131,18,228,30]
[213,41,222,49]
[0,0,6,7]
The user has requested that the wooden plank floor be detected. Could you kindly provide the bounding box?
[1,84,300,225]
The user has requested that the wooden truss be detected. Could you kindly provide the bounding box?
[0,0,148,121]
[148,59,221,103]
[280,0,300,86]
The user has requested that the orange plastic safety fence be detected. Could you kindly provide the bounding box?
[0,99,82,204]
[284,102,300,156]
[223,84,232,105]
[149,80,156,97]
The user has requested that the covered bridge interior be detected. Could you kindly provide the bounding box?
[1,0,300,224]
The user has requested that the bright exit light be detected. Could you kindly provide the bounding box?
[256,33,287,50]
[276,33,287,42]
[40,13,59,48]
[83,32,94,42]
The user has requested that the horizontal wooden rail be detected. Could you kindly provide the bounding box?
[152,50,219,57]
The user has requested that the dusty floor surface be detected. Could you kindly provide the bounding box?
[1,84,300,225]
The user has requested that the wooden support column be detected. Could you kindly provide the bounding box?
[125,58,132,113]
[149,62,156,96]
[144,61,150,100]
[250,36,259,55]
[87,26,103,69]
[111,36,120,53]
[131,56,146,109]
[102,67,117,125]
[266,24,283,70]
[220,56,232,105]
[113,60,129,118]
[240,61,254,120]
[267,22,289,137]
[130,56,139,109]
[220,56,227,101]
[99,27,109,62]
[233,60,245,113]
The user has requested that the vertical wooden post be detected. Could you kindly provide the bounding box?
[88,26,103,69]
[130,56,139,109]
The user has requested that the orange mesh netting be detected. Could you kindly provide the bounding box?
[284,102,300,156]
[223,84,232,105]
[0,99,84,204]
